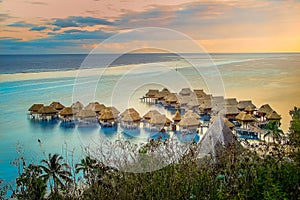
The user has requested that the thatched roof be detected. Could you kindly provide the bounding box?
[149,114,166,125]
[199,100,212,109]
[121,108,141,122]
[50,102,65,110]
[104,106,120,118]
[85,102,106,113]
[38,106,57,115]
[204,94,213,100]
[155,91,169,99]
[120,108,139,117]
[143,110,161,119]
[71,101,84,113]
[237,100,256,110]
[223,106,240,115]
[178,116,201,127]
[177,95,189,105]
[212,96,224,105]
[59,107,74,116]
[145,89,159,97]
[194,89,207,98]
[179,88,193,96]
[197,115,242,160]
[187,98,200,107]
[164,93,178,103]
[77,109,96,118]
[266,111,281,120]
[165,117,172,124]
[98,109,115,120]
[184,110,200,119]
[245,105,255,112]
[173,110,181,121]
[225,98,238,106]
[210,116,235,128]
[257,104,273,114]
[235,111,255,121]
[28,104,44,113]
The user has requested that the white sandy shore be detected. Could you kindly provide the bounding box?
[0,61,180,83]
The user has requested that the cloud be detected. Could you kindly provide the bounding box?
[52,29,113,40]
[52,16,113,28]
[8,21,33,27]
[29,26,47,31]
[0,28,116,54]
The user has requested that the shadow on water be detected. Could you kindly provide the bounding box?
[60,121,76,129]
[99,126,118,137]
[121,128,141,139]
[29,118,59,130]
[77,122,99,129]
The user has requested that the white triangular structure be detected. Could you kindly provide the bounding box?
[197,114,240,161]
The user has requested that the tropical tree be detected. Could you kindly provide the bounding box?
[13,164,46,200]
[39,153,72,193]
[263,120,284,143]
[75,156,98,185]
[288,106,300,163]
[289,107,300,145]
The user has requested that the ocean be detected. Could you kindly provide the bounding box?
[0,53,300,186]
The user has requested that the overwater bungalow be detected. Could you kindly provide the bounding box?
[148,114,168,132]
[235,111,256,128]
[184,110,200,119]
[194,89,207,99]
[143,110,161,121]
[210,116,235,129]
[173,110,181,125]
[178,116,201,134]
[155,88,171,101]
[76,109,97,124]
[266,110,281,122]
[164,93,179,107]
[37,105,58,120]
[142,89,159,103]
[71,101,84,115]
[225,98,238,106]
[98,108,117,127]
[120,108,142,129]
[256,104,273,121]
[85,102,106,114]
[59,107,75,121]
[223,106,240,119]
[244,105,255,115]
[28,103,44,118]
[187,98,200,112]
[211,96,225,114]
[50,101,65,111]
[199,100,212,115]
[237,100,256,111]
[105,106,120,118]
[179,88,193,96]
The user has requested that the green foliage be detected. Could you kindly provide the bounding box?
[39,153,72,193]
[0,179,8,200]
[13,164,47,200]
[5,107,300,199]
[289,107,300,147]
[263,120,284,143]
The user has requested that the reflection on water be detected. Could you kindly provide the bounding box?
[29,118,59,130]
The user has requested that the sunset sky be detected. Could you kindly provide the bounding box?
[0,0,300,54]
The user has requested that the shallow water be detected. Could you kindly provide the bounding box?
[0,53,299,185]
